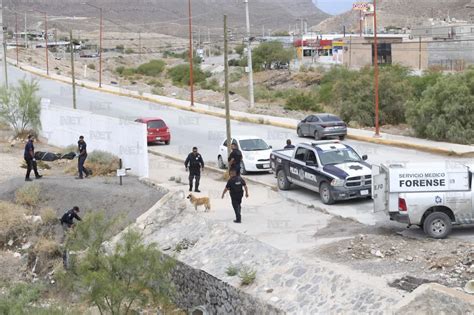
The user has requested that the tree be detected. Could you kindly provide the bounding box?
[252,41,293,71]
[0,79,42,136]
[406,69,474,144]
[168,63,209,86]
[65,212,175,315]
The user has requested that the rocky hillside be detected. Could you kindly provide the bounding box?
[314,0,474,33]
[6,0,329,37]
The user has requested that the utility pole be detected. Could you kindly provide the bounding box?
[44,11,49,75]
[360,10,363,37]
[373,0,380,136]
[15,13,18,66]
[24,11,27,48]
[188,0,194,106]
[207,27,211,57]
[99,7,102,87]
[70,30,77,110]
[418,36,422,70]
[1,0,8,88]
[138,30,141,59]
[244,0,255,108]
[224,15,232,156]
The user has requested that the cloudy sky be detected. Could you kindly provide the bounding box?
[314,0,354,15]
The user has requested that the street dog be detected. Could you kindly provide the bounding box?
[187,193,211,212]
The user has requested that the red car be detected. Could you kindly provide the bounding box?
[135,118,171,145]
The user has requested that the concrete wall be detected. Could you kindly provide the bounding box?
[392,41,429,70]
[428,40,474,70]
[40,103,149,177]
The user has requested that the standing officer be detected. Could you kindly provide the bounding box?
[185,147,205,192]
[284,139,295,149]
[77,135,89,179]
[221,169,249,223]
[24,135,42,181]
[228,142,243,175]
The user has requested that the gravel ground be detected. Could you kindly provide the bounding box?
[313,217,474,291]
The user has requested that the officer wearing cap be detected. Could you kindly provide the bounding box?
[77,135,89,179]
[228,142,243,175]
[221,169,249,223]
[185,147,205,192]
[24,135,42,181]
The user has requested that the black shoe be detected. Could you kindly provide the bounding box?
[35,175,43,179]
[189,188,192,192]
[75,176,83,180]
[25,178,32,182]
[233,220,241,224]
[194,189,201,193]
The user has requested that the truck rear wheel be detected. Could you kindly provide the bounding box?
[277,170,291,190]
[320,182,335,205]
[423,212,452,239]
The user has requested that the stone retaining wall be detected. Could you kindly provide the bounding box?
[169,258,284,314]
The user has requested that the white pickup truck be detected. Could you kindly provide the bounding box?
[372,162,473,238]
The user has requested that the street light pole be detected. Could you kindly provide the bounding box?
[244,0,255,108]
[373,0,380,136]
[82,3,103,88]
[188,0,195,106]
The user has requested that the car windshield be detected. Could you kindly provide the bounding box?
[147,120,165,129]
[319,115,342,122]
[239,139,270,151]
[319,148,361,165]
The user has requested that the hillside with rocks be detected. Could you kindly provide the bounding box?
[314,0,474,33]
[5,0,329,36]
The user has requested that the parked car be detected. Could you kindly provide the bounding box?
[217,136,272,175]
[270,140,370,204]
[297,114,347,140]
[135,118,170,145]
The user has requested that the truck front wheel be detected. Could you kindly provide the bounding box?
[423,212,452,239]
[319,182,335,205]
[277,170,291,190]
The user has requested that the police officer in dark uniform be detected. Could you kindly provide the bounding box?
[77,135,89,179]
[24,135,42,181]
[185,147,205,192]
[228,142,243,175]
[284,139,295,149]
[221,169,249,223]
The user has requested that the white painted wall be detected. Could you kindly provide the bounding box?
[40,103,149,177]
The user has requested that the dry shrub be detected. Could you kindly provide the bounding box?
[20,160,51,170]
[34,237,61,259]
[40,207,58,226]
[65,150,119,177]
[0,201,30,247]
[15,183,41,208]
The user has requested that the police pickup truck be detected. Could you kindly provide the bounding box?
[270,141,371,204]
[373,162,473,238]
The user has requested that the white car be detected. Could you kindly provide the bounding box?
[217,136,273,174]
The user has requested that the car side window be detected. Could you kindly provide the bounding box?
[306,150,318,165]
[312,116,320,122]
[294,148,307,162]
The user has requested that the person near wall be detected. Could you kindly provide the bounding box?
[76,136,89,179]
[24,135,42,181]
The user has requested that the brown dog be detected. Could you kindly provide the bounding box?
[187,193,211,212]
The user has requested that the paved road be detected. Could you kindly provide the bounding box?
[4,66,472,234]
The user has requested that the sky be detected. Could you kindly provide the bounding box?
[314,0,354,15]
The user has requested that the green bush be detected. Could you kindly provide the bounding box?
[125,48,134,54]
[168,64,208,86]
[200,78,221,92]
[64,212,175,314]
[285,91,321,111]
[136,59,166,77]
[239,266,256,286]
[252,41,294,71]
[87,63,96,70]
[226,265,239,276]
[406,69,474,144]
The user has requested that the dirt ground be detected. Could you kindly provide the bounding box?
[312,217,474,291]
[0,133,164,286]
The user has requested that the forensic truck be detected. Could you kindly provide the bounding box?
[372,162,473,238]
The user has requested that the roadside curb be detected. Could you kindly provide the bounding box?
[147,149,277,190]
[12,61,474,157]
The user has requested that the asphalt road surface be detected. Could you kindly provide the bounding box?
[4,66,472,235]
